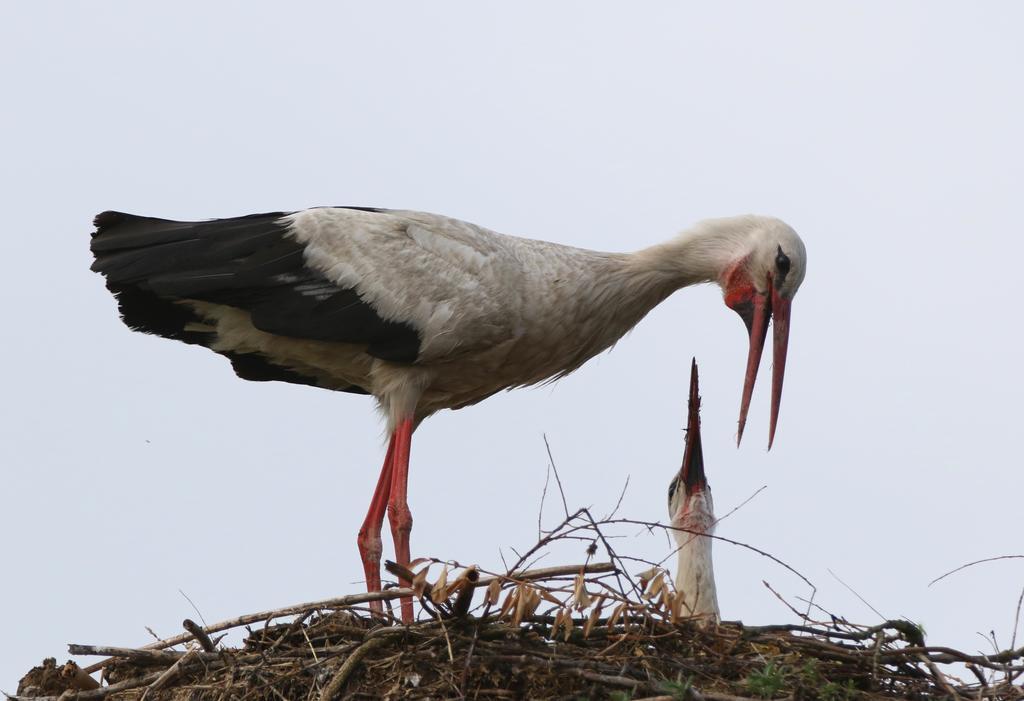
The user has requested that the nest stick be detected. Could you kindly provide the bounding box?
[319,637,390,701]
[67,644,219,664]
[182,619,216,652]
[139,649,198,701]
[80,588,412,674]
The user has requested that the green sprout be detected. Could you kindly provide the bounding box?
[746,661,786,699]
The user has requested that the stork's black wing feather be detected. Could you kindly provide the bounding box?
[90,209,421,391]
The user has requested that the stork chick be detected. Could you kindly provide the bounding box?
[667,359,720,622]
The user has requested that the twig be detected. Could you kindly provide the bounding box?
[458,623,481,698]
[182,618,216,652]
[611,517,815,592]
[965,663,990,689]
[450,568,479,617]
[257,672,292,701]
[917,652,963,700]
[1012,584,1024,651]
[578,508,647,602]
[139,649,198,701]
[929,555,1024,586]
[437,615,456,663]
[82,588,414,674]
[538,461,552,541]
[319,637,390,701]
[712,485,767,527]
[601,475,631,522]
[570,667,643,688]
[178,589,208,628]
[266,610,315,654]
[68,644,220,663]
[488,561,614,586]
[794,595,846,624]
[542,433,570,520]
[762,580,809,621]
[300,624,321,667]
[827,568,886,620]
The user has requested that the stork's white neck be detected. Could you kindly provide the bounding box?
[494,217,774,391]
[628,215,776,291]
[672,493,720,622]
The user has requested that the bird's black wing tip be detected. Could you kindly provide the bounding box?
[93,210,127,233]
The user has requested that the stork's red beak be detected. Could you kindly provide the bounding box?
[723,266,792,449]
[680,359,706,494]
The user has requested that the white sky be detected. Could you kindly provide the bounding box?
[2,1,1023,689]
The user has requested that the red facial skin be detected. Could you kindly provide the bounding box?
[720,259,792,449]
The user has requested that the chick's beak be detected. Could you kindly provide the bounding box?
[680,359,706,494]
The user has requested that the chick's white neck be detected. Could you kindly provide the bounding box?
[672,491,720,621]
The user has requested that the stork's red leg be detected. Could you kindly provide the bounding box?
[387,417,416,623]
[356,434,396,615]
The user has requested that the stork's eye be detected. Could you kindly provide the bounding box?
[775,246,791,278]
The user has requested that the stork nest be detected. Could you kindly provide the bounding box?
[13,509,1024,701]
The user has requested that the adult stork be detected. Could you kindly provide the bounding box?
[90,206,806,622]
[668,359,719,622]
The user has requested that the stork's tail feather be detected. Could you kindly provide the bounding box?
[89,209,417,392]
[90,210,294,285]
[90,210,293,343]
[91,211,331,389]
